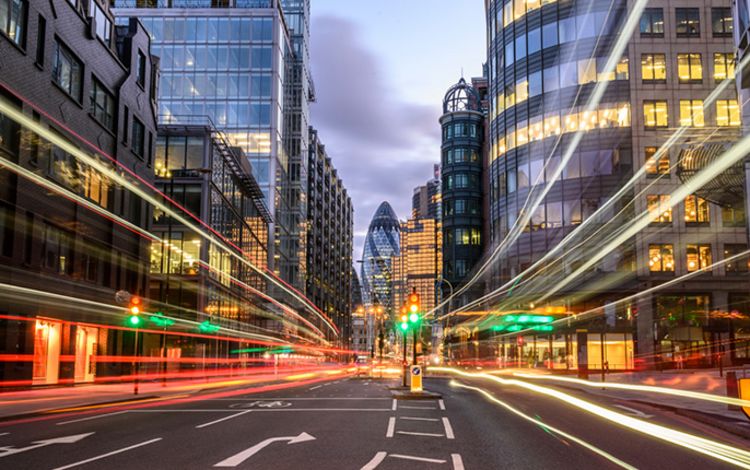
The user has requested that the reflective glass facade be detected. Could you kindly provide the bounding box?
[361,202,401,317]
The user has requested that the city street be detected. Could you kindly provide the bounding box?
[0,375,744,469]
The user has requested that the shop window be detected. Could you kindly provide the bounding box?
[725,244,749,272]
[714,53,735,82]
[641,54,666,82]
[716,99,741,127]
[679,99,704,127]
[686,244,712,272]
[677,53,702,83]
[649,244,674,272]
[640,8,664,37]
[712,7,733,37]
[676,8,700,37]
[684,195,710,225]
[644,146,670,176]
[647,194,672,223]
[643,101,668,128]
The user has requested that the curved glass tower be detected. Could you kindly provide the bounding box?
[440,78,485,288]
[361,202,401,316]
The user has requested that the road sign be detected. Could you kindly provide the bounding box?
[738,378,750,419]
[410,365,423,392]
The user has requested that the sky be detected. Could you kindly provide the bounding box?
[308,0,486,262]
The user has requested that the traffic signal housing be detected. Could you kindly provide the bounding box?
[128,296,143,327]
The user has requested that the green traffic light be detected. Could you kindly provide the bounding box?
[399,322,408,331]
[129,315,142,326]
[409,313,419,323]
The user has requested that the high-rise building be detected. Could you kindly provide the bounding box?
[440,78,485,294]
[361,201,400,352]
[306,127,353,345]
[392,218,442,317]
[112,1,294,281]
[483,0,747,369]
[0,0,158,385]
[412,164,441,219]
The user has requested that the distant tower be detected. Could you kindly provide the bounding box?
[361,202,401,315]
[440,78,484,289]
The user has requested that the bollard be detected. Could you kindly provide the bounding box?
[727,371,740,411]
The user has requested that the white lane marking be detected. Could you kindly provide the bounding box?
[0,433,94,458]
[130,408,391,413]
[57,411,128,425]
[451,454,465,470]
[51,438,162,470]
[0,432,9,436]
[309,385,322,390]
[400,417,439,422]
[205,397,391,401]
[399,405,435,410]
[390,454,446,464]
[386,417,396,438]
[396,431,444,437]
[391,399,397,411]
[214,433,315,467]
[196,410,252,429]
[442,417,455,439]
[613,405,654,419]
[439,399,446,410]
[360,451,387,470]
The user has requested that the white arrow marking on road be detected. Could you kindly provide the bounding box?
[213,432,316,467]
[613,405,654,419]
[361,451,387,470]
[0,432,93,458]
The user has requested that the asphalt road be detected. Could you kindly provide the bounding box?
[0,375,745,469]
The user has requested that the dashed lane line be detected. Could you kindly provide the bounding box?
[51,438,163,470]
[57,411,128,426]
[451,454,465,470]
[399,405,435,410]
[308,385,322,390]
[195,410,252,429]
[442,417,455,439]
[396,431,445,437]
[386,417,396,438]
[392,399,397,411]
[390,454,446,464]
[439,399,446,410]
[400,417,439,422]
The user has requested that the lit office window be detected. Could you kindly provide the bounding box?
[677,53,702,82]
[679,99,704,127]
[641,54,666,82]
[647,194,672,223]
[644,146,670,176]
[716,99,741,126]
[684,195,710,224]
[714,53,735,81]
[686,244,712,272]
[643,101,668,128]
[649,244,675,272]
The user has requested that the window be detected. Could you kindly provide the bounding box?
[725,244,749,273]
[679,99,704,127]
[577,58,596,85]
[644,146,670,176]
[131,118,145,157]
[640,8,664,36]
[716,99,740,127]
[649,244,675,272]
[647,195,672,223]
[136,50,146,88]
[0,0,25,47]
[35,15,45,66]
[52,41,83,101]
[714,53,735,82]
[641,54,666,82]
[686,244,712,272]
[722,205,746,227]
[676,8,700,37]
[712,7,733,37]
[92,1,111,44]
[90,77,115,131]
[677,53,702,82]
[684,195,710,224]
[643,101,668,128]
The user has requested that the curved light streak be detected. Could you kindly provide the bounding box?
[450,380,637,469]
[433,367,750,468]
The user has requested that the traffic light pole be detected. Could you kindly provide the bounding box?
[412,327,417,365]
[402,332,408,387]
[133,326,140,395]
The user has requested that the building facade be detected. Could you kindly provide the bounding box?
[412,164,441,220]
[150,121,274,357]
[0,0,158,385]
[306,127,353,345]
[482,0,748,370]
[113,1,295,281]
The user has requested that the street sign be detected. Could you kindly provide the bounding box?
[738,378,750,419]
[410,365,422,392]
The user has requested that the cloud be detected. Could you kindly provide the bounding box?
[309,15,442,261]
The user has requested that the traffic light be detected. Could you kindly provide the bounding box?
[128,296,142,327]
[407,289,420,323]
